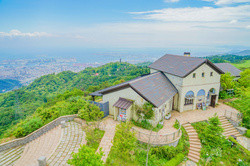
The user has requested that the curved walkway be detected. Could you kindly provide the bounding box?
[47,121,86,166]
[14,126,62,166]
[0,146,25,166]
[97,117,119,163]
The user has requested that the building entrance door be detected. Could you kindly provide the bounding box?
[210,95,216,108]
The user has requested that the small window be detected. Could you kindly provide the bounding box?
[202,72,205,77]
[210,72,213,76]
[193,73,196,78]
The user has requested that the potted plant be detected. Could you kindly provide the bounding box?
[165,113,171,120]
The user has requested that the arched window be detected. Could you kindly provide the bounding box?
[207,88,215,99]
[185,91,194,105]
[209,88,215,93]
[197,89,205,96]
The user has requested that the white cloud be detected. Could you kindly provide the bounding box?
[164,0,179,3]
[130,5,250,22]
[204,0,250,5]
[0,29,52,38]
[246,25,250,29]
[230,19,238,24]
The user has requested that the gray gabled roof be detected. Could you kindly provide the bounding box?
[214,63,241,77]
[149,54,224,77]
[90,72,178,108]
[129,72,178,107]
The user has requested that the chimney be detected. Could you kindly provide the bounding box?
[184,52,190,57]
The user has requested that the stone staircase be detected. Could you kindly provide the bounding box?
[183,123,201,163]
[219,116,242,138]
[0,146,24,166]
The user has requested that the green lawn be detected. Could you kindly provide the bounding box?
[232,60,250,70]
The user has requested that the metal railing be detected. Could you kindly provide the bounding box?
[224,109,242,122]
[131,119,182,145]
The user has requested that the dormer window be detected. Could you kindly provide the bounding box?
[202,72,205,77]
[210,72,213,76]
[193,73,196,78]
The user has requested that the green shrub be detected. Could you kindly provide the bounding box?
[78,101,104,121]
[13,117,43,138]
[219,90,230,99]
[229,136,250,156]
[150,146,177,160]
[220,72,235,90]
[68,145,103,166]
[193,115,249,165]
[133,102,154,121]
[154,123,163,131]
[38,107,60,122]
[245,129,250,138]
[173,120,180,129]
[106,122,137,165]
[85,127,105,151]
[132,119,152,130]
[164,153,185,166]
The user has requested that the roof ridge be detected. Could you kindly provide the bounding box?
[129,72,160,84]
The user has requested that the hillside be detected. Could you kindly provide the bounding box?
[206,54,250,64]
[0,79,22,93]
[0,62,149,137]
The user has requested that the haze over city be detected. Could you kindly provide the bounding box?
[0,0,250,61]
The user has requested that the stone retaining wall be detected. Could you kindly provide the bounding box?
[0,114,77,152]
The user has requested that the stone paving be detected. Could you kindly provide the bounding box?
[47,121,86,166]
[132,103,240,144]
[97,117,119,163]
[14,125,62,166]
[0,146,25,166]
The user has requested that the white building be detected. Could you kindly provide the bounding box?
[90,53,224,126]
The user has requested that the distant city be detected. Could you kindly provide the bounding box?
[0,54,156,93]
[0,58,104,86]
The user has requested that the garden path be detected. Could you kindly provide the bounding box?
[97,117,119,163]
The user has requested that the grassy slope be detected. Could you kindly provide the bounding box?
[232,60,250,70]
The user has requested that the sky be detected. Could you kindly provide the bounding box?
[0,0,250,60]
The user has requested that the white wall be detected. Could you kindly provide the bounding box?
[151,63,221,112]
[102,86,175,126]
[102,87,146,116]
[180,63,221,112]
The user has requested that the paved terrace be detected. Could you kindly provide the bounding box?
[47,121,86,166]
[0,146,25,166]
[133,103,239,141]
[14,126,62,166]
[9,121,86,166]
